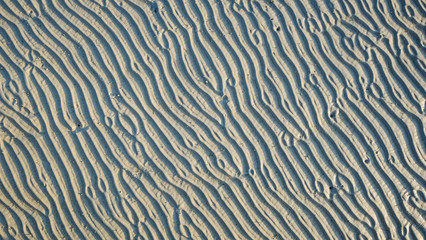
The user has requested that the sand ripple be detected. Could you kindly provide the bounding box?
[0,0,425,239]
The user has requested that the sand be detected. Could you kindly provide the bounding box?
[0,0,425,239]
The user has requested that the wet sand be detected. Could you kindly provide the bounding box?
[0,0,425,239]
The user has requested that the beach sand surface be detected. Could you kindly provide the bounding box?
[0,0,425,239]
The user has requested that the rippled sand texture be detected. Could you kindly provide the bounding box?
[0,0,425,239]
